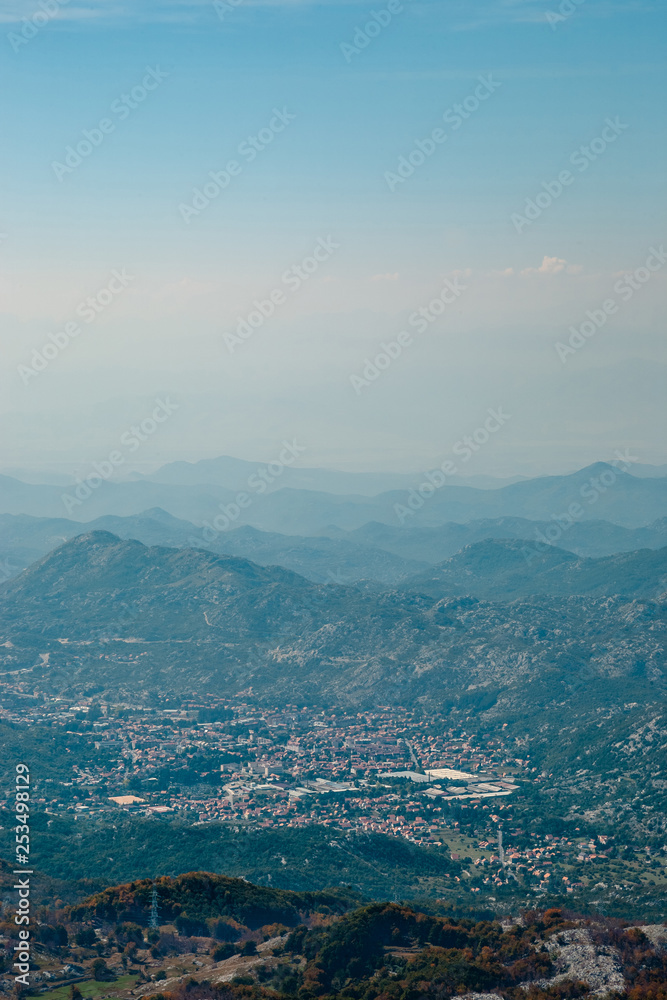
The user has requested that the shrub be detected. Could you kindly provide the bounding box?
[38,924,68,948]
[176,914,209,938]
[212,943,236,962]
[209,918,241,942]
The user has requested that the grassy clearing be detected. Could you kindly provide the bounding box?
[43,974,138,999]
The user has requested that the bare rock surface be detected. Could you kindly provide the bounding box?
[533,927,625,996]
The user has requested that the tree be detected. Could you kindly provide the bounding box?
[115,922,144,946]
[91,958,114,981]
[75,928,97,948]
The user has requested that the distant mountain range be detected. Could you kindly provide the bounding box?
[0,510,425,585]
[1,507,666,587]
[1,457,530,496]
[6,456,666,491]
[130,455,428,495]
[0,463,665,531]
[331,515,667,563]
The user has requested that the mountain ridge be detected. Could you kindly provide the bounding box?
[0,532,665,717]
[0,462,665,529]
[1,508,663,588]
[400,537,667,601]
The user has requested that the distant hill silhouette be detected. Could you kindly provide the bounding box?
[0,462,664,529]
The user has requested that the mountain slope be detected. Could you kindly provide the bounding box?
[0,533,665,718]
[0,511,424,585]
[17,872,667,998]
[2,530,323,643]
[400,538,667,601]
[70,871,356,926]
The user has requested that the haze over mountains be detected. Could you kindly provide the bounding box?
[1,461,666,531]
[1,507,666,588]
[127,455,667,490]
[6,457,667,490]
[0,459,665,595]
[0,456,665,711]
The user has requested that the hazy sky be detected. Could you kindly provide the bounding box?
[1,0,665,477]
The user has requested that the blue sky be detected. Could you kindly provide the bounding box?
[1,0,665,476]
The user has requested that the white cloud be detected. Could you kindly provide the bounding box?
[520,256,583,276]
